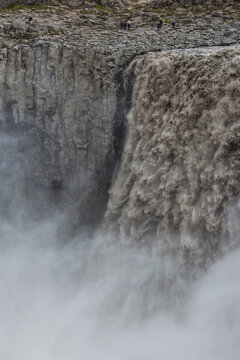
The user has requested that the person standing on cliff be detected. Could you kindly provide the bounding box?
[172,20,176,30]
[157,19,163,31]
[28,16,33,26]
[127,19,131,30]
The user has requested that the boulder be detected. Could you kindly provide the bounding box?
[211,11,223,18]
[11,19,28,35]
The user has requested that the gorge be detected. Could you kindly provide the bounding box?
[0,2,240,359]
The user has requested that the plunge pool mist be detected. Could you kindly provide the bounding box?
[0,133,240,360]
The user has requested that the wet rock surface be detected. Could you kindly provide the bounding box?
[105,45,240,267]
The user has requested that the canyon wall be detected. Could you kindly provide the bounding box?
[0,41,118,230]
[0,15,239,237]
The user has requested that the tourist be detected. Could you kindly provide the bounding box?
[120,20,124,29]
[172,20,176,30]
[157,19,163,31]
[28,16,33,26]
[127,19,131,30]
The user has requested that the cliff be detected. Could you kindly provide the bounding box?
[0,5,240,247]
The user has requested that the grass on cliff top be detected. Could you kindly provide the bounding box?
[9,29,37,41]
[0,4,48,12]
[152,8,188,18]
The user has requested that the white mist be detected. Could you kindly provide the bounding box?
[0,217,239,360]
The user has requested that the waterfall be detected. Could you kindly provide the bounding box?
[105,46,240,267]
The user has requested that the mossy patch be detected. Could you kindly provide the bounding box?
[48,27,65,36]
[95,4,106,11]
[9,30,37,40]
[1,42,10,49]
[1,4,48,12]
[152,8,187,18]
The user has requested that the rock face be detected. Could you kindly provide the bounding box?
[0,40,118,230]
[105,46,240,267]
